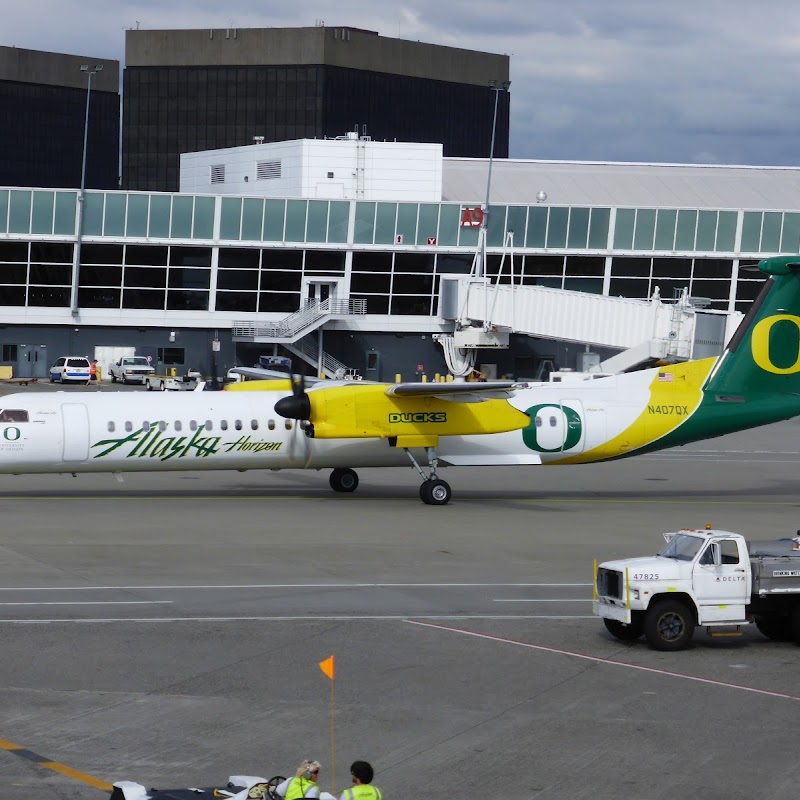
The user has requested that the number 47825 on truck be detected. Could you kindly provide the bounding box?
[593,528,800,651]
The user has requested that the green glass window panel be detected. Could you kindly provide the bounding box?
[241,198,264,241]
[306,200,328,244]
[458,224,479,248]
[546,207,569,248]
[781,212,800,253]
[104,193,127,237]
[126,194,149,237]
[654,209,677,250]
[437,205,461,246]
[328,202,349,243]
[220,198,242,240]
[567,207,590,249]
[485,205,505,247]
[8,190,32,234]
[263,199,286,241]
[375,203,398,245]
[740,212,762,253]
[149,195,171,238]
[417,204,440,245]
[83,192,104,235]
[0,190,9,233]
[716,211,737,252]
[193,196,215,240]
[354,202,376,244]
[675,210,698,251]
[31,191,55,234]
[761,212,782,253]
[613,209,635,249]
[588,208,610,249]
[633,209,656,250]
[54,192,76,235]
[285,200,308,242]
[170,196,193,239]
[396,204,418,244]
[695,211,717,251]
[506,206,527,246]
[526,207,548,247]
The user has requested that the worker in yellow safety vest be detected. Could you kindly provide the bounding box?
[275,759,322,799]
[339,761,382,800]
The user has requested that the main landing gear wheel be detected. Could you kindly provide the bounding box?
[420,478,451,505]
[330,467,359,493]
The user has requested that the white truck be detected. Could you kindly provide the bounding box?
[109,356,156,385]
[144,371,202,391]
[593,527,800,650]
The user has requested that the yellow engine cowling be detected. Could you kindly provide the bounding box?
[308,385,529,439]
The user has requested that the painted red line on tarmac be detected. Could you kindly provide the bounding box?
[406,619,800,702]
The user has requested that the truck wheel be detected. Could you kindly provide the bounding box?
[644,599,695,651]
[755,615,793,642]
[791,606,800,645]
[603,617,644,641]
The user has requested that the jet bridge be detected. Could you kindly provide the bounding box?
[439,277,743,374]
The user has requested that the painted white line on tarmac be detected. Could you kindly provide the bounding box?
[493,598,590,602]
[0,601,173,606]
[0,582,592,591]
[0,614,596,624]
[406,620,800,702]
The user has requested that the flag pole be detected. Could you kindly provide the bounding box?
[318,655,336,794]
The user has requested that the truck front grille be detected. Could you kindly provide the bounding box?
[597,568,622,600]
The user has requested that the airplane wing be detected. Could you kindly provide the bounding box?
[228,367,330,384]
[385,381,526,402]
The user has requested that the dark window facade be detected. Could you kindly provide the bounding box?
[0,80,119,189]
[122,65,509,191]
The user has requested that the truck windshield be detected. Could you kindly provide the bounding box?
[125,358,149,365]
[658,533,704,561]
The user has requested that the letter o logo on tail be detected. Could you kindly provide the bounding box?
[751,314,800,374]
[3,426,20,441]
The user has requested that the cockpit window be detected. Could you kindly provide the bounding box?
[659,533,704,561]
[0,409,28,423]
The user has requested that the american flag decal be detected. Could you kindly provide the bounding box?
[658,372,674,382]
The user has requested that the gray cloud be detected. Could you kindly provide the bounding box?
[6,0,800,165]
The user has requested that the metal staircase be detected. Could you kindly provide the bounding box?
[232,298,366,343]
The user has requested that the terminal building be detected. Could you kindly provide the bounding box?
[0,46,120,190]
[122,26,510,191]
[0,134,798,383]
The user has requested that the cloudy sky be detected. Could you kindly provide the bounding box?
[7,1,800,166]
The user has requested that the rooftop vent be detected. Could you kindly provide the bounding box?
[256,160,281,180]
[210,164,225,184]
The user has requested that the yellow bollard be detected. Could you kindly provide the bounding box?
[421,374,427,382]
[395,373,402,383]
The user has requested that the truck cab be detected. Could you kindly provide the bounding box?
[595,528,753,650]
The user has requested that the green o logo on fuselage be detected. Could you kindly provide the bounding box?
[522,404,582,453]
[751,314,800,374]
[2,426,20,441]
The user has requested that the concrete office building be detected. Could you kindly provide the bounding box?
[0,136,797,383]
[122,26,510,192]
[0,46,120,190]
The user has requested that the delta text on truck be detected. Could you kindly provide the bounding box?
[593,527,800,650]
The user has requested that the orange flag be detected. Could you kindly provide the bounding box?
[319,655,335,680]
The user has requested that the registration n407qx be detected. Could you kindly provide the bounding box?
[2,255,800,505]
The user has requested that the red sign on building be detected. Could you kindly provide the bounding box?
[427,237,437,245]
[460,207,484,227]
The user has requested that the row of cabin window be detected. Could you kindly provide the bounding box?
[106,418,294,433]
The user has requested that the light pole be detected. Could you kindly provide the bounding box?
[478,79,510,281]
[71,63,103,315]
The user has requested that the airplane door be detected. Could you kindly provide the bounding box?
[61,404,90,461]
[18,344,48,379]
[529,400,585,453]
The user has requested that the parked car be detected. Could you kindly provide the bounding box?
[49,356,91,383]
[109,356,156,385]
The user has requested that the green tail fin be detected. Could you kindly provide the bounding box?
[706,256,800,399]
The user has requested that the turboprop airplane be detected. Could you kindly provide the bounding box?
[0,255,799,505]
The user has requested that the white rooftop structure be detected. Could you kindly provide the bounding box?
[180,134,443,202]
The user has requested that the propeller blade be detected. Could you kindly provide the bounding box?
[275,367,311,420]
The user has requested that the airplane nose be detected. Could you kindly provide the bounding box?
[275,394,311,420]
